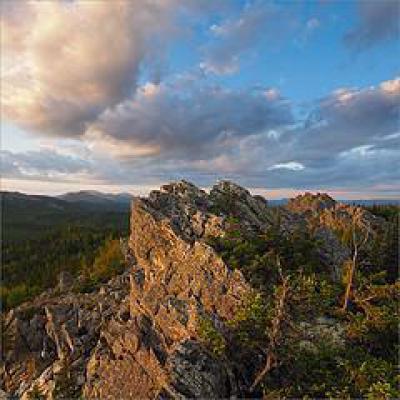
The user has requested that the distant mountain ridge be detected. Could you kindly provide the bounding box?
[1,190,132,243]
[58,190,132,206]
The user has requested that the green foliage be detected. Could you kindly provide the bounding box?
[368,214,398,283]
[227,292,269,348]
[74,238,125,292]
[207,219,322,292]
[207,204,398,398]
[347,282,399,361]
[208,190,237,216]
[256,331,399,399]
[92,238,125,280]
[2,215,128,309]
[197,315,226,356]
[366,204,399,222]
[1,191,129,244]
[1,284,41,309]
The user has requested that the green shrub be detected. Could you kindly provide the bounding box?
[72,239,125,293]
[1,284,42,310]
[197,315,226,356]
[228,292,268,348]
[90,238,125,282]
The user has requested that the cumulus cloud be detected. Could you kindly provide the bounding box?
[86,81,293,161]
[0,0,200,136]
[345,0,400,49]
[294,77,400,162]
[169,77,400,190]
[1,1,397,196]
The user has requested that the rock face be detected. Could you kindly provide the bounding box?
[1,180,384,399]
[284,193,384,281]
[84,181,253,398]
[287,192,337,214]
[1,270,131,399]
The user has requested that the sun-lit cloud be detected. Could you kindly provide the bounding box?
[0,0,191,136]
[87,81,293,161]
[84,129,161,159]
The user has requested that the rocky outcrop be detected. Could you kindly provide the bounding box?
[2,180,384,399]
[84,181,253,398]
[1,270,131,399]
[284,193,385,281]
[287,192,336,214]
[209,181,274,232]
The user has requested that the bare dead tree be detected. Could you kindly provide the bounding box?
[342,213,371,312]
[250,258,290,393]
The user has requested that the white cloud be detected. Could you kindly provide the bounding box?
[306,18,320,32]
[84,129,160,158]
[0,0,184,136]
[268,162,305,171]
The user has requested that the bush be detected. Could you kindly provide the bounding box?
[197,315,226,356]
[89,238,124,282]
[1,284,41,310]
[227,292,268,348]
[73,239,125,293]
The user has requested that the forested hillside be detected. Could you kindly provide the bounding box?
[1,192,130,309]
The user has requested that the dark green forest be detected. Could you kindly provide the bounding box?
[1,193,129,309]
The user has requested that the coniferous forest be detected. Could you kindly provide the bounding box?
[1,193,129,309]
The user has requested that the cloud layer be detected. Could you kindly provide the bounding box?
[1,1,399,195]
[86,81,293,161]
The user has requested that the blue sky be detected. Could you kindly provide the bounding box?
[1,0,399,198]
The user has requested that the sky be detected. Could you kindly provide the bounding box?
[1,0,399,199]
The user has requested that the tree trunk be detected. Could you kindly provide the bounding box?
[250,274,289,392]
[342,223,358,311]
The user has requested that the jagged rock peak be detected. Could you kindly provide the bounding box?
[287,192,336,213]
[210,180,273,230]
[146,180,209,217]
[211,180,253,197]
[159,180,206,197]
[83,180,255,398]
